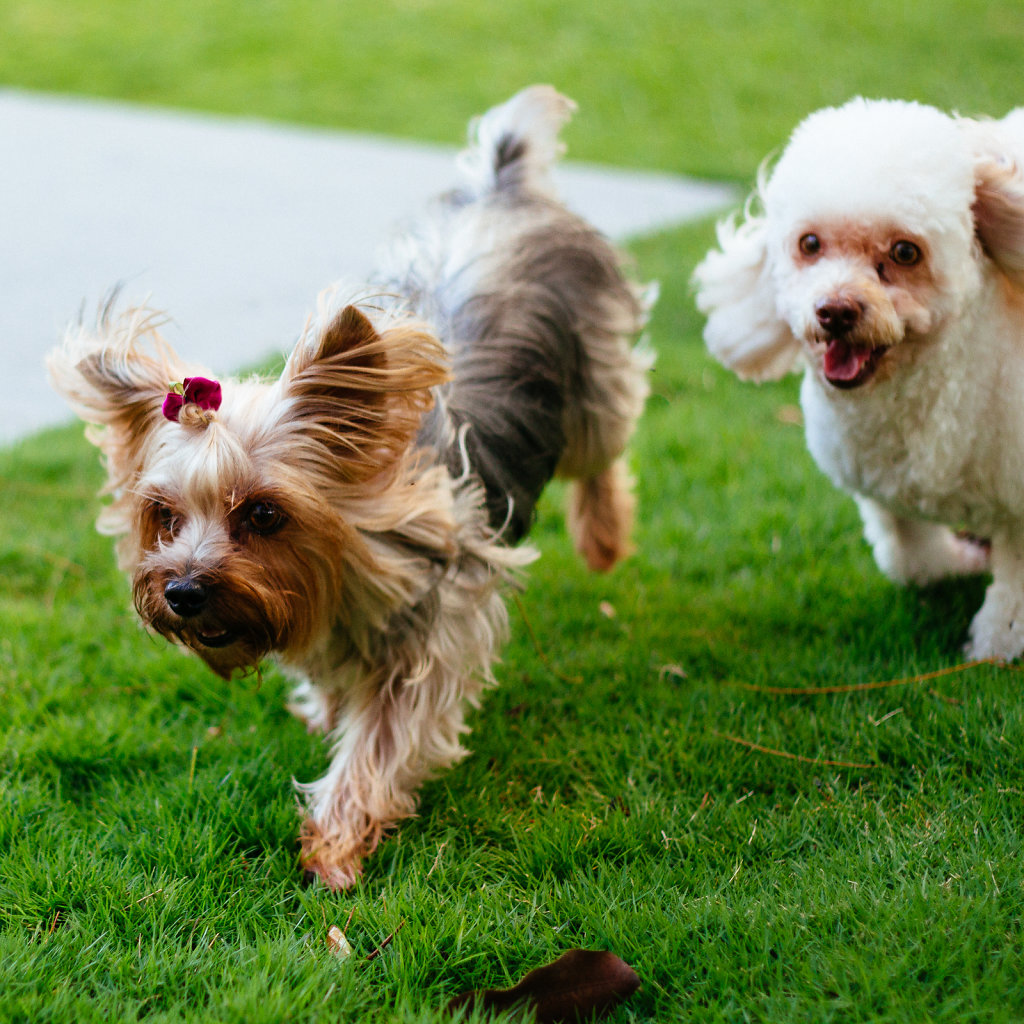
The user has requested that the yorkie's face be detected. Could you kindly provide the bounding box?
[127,438,346,678]
[50,301,450,679]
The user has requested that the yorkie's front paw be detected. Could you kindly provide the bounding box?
[299,817,374,891]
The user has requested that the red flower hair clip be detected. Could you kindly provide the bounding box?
[163,377,222,423]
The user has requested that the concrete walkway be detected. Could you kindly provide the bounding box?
[1,89,735,443]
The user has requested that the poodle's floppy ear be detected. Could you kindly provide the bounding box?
[970,125,1024,285]
[47,303,185,491]
[692,209,801,381]
[280,303,449,482]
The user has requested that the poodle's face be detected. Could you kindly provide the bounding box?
[767,214,963,389]
[762,101,982,390]
[694,98,1024,389]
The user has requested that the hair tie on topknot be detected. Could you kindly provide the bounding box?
[163,377,222,427]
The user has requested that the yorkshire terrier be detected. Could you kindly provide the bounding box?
[49,86,652,889]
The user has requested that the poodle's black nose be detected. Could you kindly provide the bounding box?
[164,578,209,617]
[815,298,861,336]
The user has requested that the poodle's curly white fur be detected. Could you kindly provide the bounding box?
[694,97,1024,660]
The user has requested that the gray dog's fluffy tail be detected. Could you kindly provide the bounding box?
[456,85,576,199]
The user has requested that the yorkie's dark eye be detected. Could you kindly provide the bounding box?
[798,233,822,257]
[245,501,287,536]
[889,240,921,266]
[154,503,179,537]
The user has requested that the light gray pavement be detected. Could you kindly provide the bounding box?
[1,88,736,443]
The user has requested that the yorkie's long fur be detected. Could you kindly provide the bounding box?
[49,86,652,889]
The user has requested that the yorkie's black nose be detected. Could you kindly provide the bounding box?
[164,578,209,617]
[815,298,861,336]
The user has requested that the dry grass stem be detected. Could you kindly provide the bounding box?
[714,731,876,769]
[732,658,1000,696]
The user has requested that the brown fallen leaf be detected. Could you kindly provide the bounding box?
[446,948,640,1022]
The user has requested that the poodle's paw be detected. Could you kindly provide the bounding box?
[966,584,1024,661]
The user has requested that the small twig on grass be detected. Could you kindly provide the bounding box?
[986,860,1001,895]
[686,791,711,824]
[426,840,448,878]
[123,889,164,910]
[512,593,583,685]
[714,731,875,769]
[365,919,406,962]
[731,657,999,696]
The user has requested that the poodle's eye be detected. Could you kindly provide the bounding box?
[798,233,822,257]
[889,240,921,266]
[244,501,287,536]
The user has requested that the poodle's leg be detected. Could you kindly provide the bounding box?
[967,531,1024,661]
[855,495,989,585]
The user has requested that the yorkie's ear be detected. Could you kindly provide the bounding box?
[281,303,449,481]
[48,304,185,489]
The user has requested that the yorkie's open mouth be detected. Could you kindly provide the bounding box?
[194,628,235,649]
[821,337,889,389]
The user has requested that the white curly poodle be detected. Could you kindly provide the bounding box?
[694,97,1024,659]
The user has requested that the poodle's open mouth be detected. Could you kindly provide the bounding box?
[822,338,888,389]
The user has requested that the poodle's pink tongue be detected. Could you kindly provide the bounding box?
[823,338,873,383]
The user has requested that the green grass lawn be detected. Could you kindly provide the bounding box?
[4,222,1023,1022]
[3,3,1024,1022]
